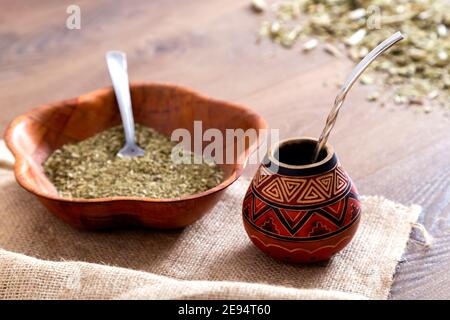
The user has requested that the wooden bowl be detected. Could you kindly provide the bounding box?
[4,83,267,229]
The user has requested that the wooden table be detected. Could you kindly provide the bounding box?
[1,0,449,299]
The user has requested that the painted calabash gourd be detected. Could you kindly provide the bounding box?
[243,138,361,263]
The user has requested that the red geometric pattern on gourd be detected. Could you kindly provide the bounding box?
[252,166,272,187]
[243,184,360,239]
[252,196,267,219]
[346,196,361,224]
[321,198,346,220]
[293,212,340,238]
[253,166,349,206]
[278,208,309,229]
[254,208,291,237]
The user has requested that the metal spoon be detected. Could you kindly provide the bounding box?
[106,51,145,158]
[311,31,405,163]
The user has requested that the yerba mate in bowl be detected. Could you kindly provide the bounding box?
[44,124,224,199]
[5,83,267,229]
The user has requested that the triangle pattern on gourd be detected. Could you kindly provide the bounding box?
[261,179,285,202]
[278,208,309,230]
[252,196,270,221]
[315,173,334,197]
[253,167,272,187]
[298,180,327,203]
[334,168,348,193]
[279,177,307,202]
[320,198,346,221]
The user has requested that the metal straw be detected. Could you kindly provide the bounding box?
[311,31,405,163]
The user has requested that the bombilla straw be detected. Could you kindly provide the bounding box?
[311,31,405,163]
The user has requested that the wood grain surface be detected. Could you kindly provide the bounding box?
[0,0,449,299]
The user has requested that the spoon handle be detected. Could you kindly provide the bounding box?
[311,31,405,163]
[106,51,136,146]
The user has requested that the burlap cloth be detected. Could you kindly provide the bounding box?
[0,140,420,300]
